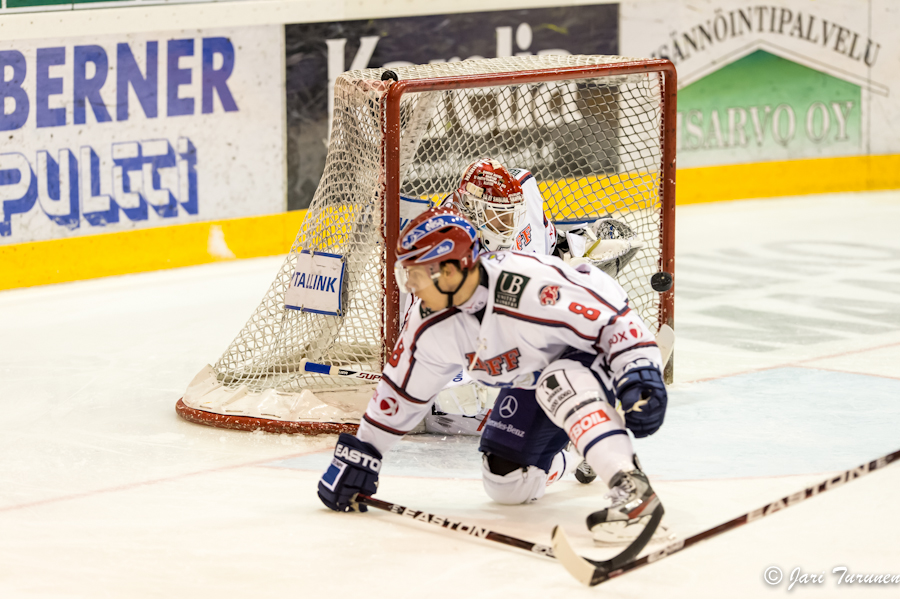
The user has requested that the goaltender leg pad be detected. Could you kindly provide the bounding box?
[535,355,635,485]
[478,387,570,473]
[481,454,551,504]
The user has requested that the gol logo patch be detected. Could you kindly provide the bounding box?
[538,284,560,306]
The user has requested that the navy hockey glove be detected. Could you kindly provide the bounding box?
[318,433,382,512]
[615,365,668,438]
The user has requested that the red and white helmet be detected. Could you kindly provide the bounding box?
[454,158,527,251]
[395,206,479,294]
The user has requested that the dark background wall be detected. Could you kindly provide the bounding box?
[285,4,619,210]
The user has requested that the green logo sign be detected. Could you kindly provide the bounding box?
[677,50,861,166]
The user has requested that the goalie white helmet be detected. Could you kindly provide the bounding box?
[453,158,528,251]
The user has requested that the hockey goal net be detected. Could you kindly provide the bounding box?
[176,55,676,435]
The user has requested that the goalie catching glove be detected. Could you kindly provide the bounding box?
[615,361,668,438]
[554,217,643,278]
[318,433,382,512]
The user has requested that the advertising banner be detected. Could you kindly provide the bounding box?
[0,25,285,244]
[284,4,619,210]
[285,250,346,315]
[1,0,217,15]
[620,0,896,168]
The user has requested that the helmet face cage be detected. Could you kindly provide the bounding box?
[456,159,527,251]
[460,192,527,251]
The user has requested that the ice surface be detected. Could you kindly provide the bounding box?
[1,190,899,598]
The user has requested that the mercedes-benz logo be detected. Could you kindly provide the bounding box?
[498,395,518,419]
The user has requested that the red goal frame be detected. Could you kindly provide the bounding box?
[381,59,677,361]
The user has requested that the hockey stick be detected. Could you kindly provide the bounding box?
[552,504,664,586]
[299,359,381,382]
[356,494,555,557]
[354,494,660,581]
[552,448,900,587]
[656,324,675,369]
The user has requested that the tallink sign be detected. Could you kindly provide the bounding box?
[0,27,284,243]
[285,251,346,316]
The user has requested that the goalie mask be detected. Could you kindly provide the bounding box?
[454,159,527,251]
[395,206,479,296]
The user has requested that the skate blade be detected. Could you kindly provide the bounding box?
[591,519,674,546]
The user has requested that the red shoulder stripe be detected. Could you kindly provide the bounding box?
[493,306,596,341]
[516,254,621,312]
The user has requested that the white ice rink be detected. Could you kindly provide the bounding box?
[2,191,899,598]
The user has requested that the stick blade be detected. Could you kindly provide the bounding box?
[551,525,601,586]
[552,504,665,587]
[656,324,675,368]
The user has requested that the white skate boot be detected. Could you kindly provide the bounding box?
[587,469,664,545]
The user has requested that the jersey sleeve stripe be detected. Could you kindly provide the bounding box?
[597,307,633,341]
[402,307,460,388]
[517,254,621,312]
[363,413,410,436]
[582,429,629,457]
[517,172,534,185]
[382,374,429,404]
[607,341,659,363]
[493,306,596,341]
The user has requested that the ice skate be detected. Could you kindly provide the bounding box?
[586,469,664,545]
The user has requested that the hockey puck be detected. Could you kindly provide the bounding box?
[650,271,673,292]
[381,70,399,82]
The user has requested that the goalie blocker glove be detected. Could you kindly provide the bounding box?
[318,433,382,512]
[615,361,668,438]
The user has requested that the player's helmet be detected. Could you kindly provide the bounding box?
[394,206,479,294]
[454,158,527,251]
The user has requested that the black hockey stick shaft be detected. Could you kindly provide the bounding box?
[357,493,658,578]
[356,494,555,557]
[588,448,900,585]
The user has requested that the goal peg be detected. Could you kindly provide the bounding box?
[650,271,673,292]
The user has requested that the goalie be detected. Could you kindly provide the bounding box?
[425,159,647,439]
[318,206,668,547]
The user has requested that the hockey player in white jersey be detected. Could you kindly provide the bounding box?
[427,158,556,434]
[318,206,668,545]
[428,158,649,448]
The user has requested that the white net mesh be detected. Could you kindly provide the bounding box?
[210,55,669,410]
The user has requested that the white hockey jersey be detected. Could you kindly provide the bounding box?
[507,168,557,255]
[358,252,663,454]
